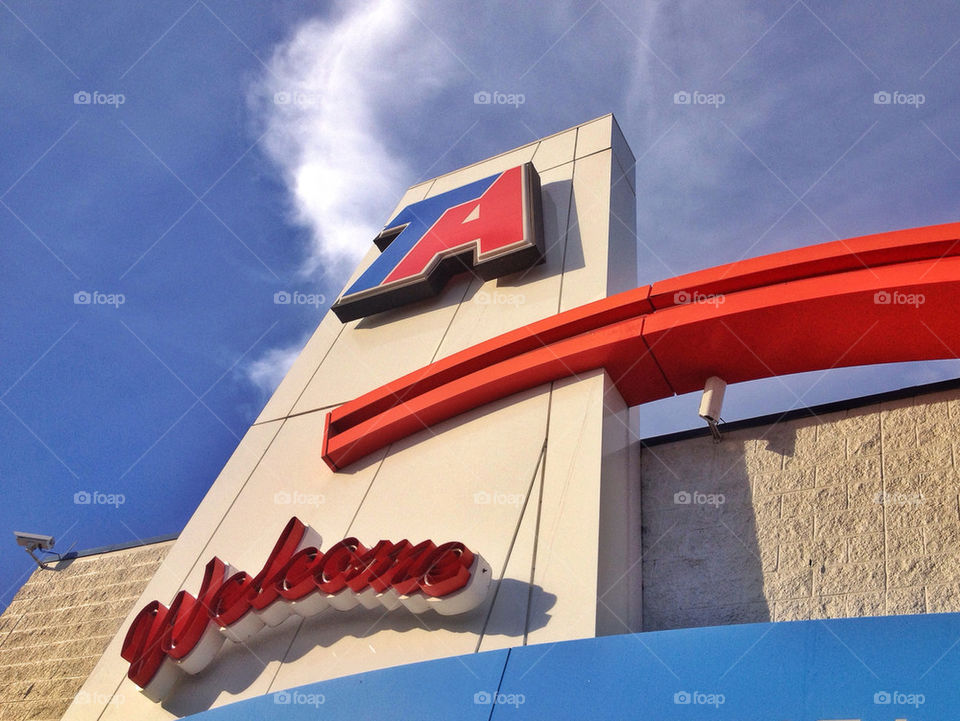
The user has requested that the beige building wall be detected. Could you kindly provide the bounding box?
[62,115,640,721]
[640,383,960,631]
[0,540,173,721]
[13,378,959,719]
[18,109,959,719]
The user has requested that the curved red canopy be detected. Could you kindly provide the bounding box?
[323,221,960,471]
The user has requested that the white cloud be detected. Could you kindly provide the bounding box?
[243,339,304,397]
[250,0,457,280]
[243,1,459,398]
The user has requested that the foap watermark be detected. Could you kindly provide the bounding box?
[674,690,726,707]
[473,490,525,507]
[874,90,925,108]
[74,290,125,308]
[274,490,325,508]
[874,690,925,708]
[873,491,923,507]
[674,490,725,508]
[674,90,726,108]
[74,490,125,508]
[273,691,325,707]
[674,290,725,306]
[273,91,321,107]
[475,290,525,307]
[473,90,525,108]
[74,690,125,707]
[74,90,125,108]
[274,290,325,308]
[473,691,526,708]
[874,290,924,307]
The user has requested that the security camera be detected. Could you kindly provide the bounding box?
[698,376,726,423]
[14,532,55,551]
[698,376,727,442]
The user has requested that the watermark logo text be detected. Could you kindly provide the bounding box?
[474,90,525,108]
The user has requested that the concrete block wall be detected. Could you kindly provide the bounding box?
[640,385,960,631]
[0,541,173,721]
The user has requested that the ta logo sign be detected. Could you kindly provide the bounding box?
[331,163,544,322]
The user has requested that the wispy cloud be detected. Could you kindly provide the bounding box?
[249,0,458,279]
[243,0,459,398]
[243,338,305,396]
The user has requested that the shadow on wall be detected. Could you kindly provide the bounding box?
[161,579,556,716]
[483,177,582,290]
[640,429,776,631]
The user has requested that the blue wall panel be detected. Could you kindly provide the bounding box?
[184,648,509,721]
[185,615,960,720]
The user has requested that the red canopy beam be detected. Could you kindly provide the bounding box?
[323,222,960,471]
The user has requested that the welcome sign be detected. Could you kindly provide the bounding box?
[121,518,491,701]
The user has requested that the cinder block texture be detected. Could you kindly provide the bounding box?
[0,541,173,721]
[640,387,960,631]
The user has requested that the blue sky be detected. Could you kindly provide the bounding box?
[2,1,960,609]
